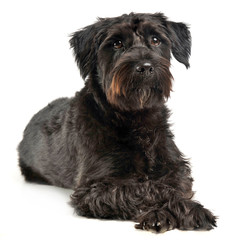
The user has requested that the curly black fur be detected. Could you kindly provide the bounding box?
[18,12,216,233]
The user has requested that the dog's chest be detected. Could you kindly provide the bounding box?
[112,109,169,177]
[132,151,149,178]
[119,125,162,176]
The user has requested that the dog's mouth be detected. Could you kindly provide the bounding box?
[136,88,152,108]
[107,73,155,109]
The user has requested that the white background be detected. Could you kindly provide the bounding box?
[0,0,240,239]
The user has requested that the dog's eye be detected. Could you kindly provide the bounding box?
[113,40,123,49]
[151,37,161,46]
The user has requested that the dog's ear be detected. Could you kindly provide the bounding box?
[167,21,191,68]
[70,24,97,79]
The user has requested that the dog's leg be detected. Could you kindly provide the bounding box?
[135,137,217,232]
[71,179,146,220]
[19,158,50,185]
[71,178,216,232]
[71,179,183,221]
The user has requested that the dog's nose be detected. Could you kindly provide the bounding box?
[136,62,154,75]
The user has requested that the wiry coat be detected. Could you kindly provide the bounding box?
[18,12,216,232]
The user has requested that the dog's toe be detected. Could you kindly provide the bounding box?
[135,209,176,233]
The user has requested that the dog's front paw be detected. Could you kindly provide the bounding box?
[135,209,176,233]
[179,204,217,231]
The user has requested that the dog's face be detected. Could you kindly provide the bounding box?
[70,13,191,111]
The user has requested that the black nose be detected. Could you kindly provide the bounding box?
[136,62,154,75]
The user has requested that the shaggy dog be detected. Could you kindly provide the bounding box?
[18,12,217,232]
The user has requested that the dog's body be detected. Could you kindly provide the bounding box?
[18,13,216,232]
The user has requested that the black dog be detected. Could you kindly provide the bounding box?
[18,12,217,233]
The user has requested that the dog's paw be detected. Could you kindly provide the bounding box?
[180,204,217,231]
[135,209,176,233]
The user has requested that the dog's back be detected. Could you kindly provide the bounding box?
[18,97,78,188]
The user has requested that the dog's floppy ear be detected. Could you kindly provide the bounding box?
[167,21,191,68]
[70,24,97,79]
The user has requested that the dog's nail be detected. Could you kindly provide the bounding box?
[156,222,161,226]
[135,224,143,230]
[70,194,77,199]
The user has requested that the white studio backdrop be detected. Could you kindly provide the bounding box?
[0,0,240,239]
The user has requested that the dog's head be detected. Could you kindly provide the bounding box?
[70,13,191,111]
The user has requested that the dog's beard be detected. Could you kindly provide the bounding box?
[136,88,151,108]
[107,64,131,100]
[106,57,173,111]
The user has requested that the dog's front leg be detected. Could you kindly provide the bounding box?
[70,179,144,220]
[70,179,176,221]
[135,137,217,232]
